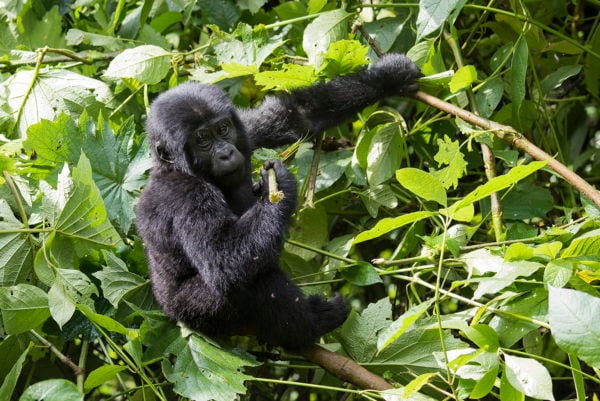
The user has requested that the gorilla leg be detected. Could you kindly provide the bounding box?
[251,270,349,349]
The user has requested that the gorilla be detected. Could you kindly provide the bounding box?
[135,54,421,349]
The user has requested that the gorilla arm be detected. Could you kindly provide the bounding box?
[241,54,422,149]
[173,163,297,294]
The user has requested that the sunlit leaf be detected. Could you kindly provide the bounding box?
[19,379,83,401]
[416,0,463,40]
[104,45,171,84]
[0,200,33,286]
[449,65,477,93]
[254,64,316,90]
[549,286,600,368]
[431,135,468,190]
[5,69,113,136]
[396,168,447,206]
[0,284,50,334]
[504,354,555,401]
[354,211,437,244]
[303,9,351,66]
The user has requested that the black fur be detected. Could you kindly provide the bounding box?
[135,54,421,349]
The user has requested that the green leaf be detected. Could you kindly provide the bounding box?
[367,123,404,186]
[448,160,547,215]
[416,0,463,40]
[341,262,383,286]
[50,154,122,255]
[359,184,398,218]
[104,45,171,84]
[93,251,147,308]
[254,64,316,90]
[449,65,477,93]
[0,284,50,334]
[511,37,528,129]
[26,114,152,233]
[377,299,434,352]
[500,367,525,401]
[65,29,124,51]
[5,69,113,136]
[303,9,351,67]
[198,0,239,30]
[320,40,369,77]
[488,288,548,347]
[475,77,504,118]
[561,228,600,258]
[339,298,392,363]
[19,379,83,401]
[463,324,499,352]
[48,268,98,328]
[308,0,327,14]
[540,65,581,95]
[549,286,600,368]
[543,260,573,287]
[0,199,33,285]
[504,354,555,400]
[78,305,129,335]
[163,334,260,401]
[474,261,542,299]
[0,345,29,401]
[213,24,285,67]
[354,211,437,244]
[431,135,468,190]
[396,168,447,206]
[83,365,128,393]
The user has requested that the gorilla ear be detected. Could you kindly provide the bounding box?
[155,142,174,164]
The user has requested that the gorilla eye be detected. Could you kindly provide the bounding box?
[196,129,212,149]
[218,120,231,137]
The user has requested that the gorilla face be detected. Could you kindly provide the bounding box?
[185,116,246,182]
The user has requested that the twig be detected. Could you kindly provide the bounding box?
[301,344,392,391]
[30,329,84,377]
[411,90,600,208]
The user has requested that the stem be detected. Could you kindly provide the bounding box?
[77,340,89,393]
[303,133,324,208]
[443,31,503,242]
[411,90,600,208]
[29,330,83,377]
[267,168,285,203]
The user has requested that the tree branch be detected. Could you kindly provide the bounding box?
[411,90,600,208]
[301,344,392,391]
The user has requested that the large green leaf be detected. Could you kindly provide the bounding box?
[504,355,555,401]
[377,299,435,352]
[26,114,152,233]
[214,24,285,67]
[19,379,83,401]
[104,45,171,84]
[5,69,113,136]
[340,298,392,363]
[0,284,50,334]
[48,268,98,329]
[163,334,260,401]
[396,168,447,206]
[52,154,122,254]
[0,199,33,286]
[302,9,351,67]
[416,0,463,40]
[367,123,404,186]
[549,286,600,368]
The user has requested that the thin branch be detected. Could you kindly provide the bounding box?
[301,345,392,391]
[411,90,600,208]
[30,330,83,377]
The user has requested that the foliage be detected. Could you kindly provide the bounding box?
[0,0,599,400]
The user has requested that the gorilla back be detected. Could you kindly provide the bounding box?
[136,54,421,349]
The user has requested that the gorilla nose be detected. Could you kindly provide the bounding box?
[218,148,234,160]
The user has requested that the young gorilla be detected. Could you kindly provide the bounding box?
[136,54,421,349]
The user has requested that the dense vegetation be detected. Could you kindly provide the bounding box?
[0,0,599,400]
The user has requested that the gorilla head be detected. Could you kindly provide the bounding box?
[146,83,250,188]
